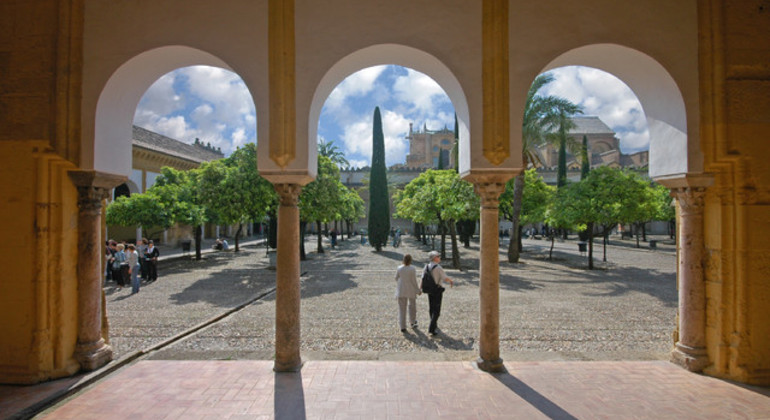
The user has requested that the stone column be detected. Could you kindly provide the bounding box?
[273,183,303,372]
[68,171,124,371]
[670,187,709,372]
[473,180,507,372]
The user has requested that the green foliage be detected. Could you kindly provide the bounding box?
[318,138,349,169]
[105,193,173,229]
[519,169,555,226]
[394,170,478,229]
[340,186,366,225]
[199,143,276,227]
[552,166,642,230]
[368,106,390,251]
[300,154,343,225]
[150,167,208,228]
[653,183,675,221]
[394,169,478,268]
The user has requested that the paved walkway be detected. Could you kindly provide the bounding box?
[4,234,769,419]
[36,360,770,419]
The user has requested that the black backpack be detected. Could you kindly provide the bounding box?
[421,264,441,294]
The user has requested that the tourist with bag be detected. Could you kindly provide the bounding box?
[421,250,454,336]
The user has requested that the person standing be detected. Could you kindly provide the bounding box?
[112,243,127,288]
[138,238,149,281]
[126,244,141,294]
[423,250,454,336]
[394,254,420,332]
[144,240,159,282]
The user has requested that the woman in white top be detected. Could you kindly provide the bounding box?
[126,244,141,294]
[394,254,421,332]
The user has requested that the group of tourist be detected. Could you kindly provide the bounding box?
[105,238,159,294]
[394,250,453,336]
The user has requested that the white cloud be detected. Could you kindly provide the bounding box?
[134,66,257,156]
[392,68,449,116]
[347,159,368,169]
[231,128,247,149]
[325,66,388,112]
[542,66,649,153]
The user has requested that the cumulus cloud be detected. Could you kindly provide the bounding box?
[325,65,387,111]
[541,66,649,153]
[134,66,257,156]
[393,68,450,117]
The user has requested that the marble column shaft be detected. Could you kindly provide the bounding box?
[274,184,303,372]
[474,181,506,372]
[671,187,709,372]
[68,171,121,371]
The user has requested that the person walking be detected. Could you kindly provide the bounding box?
[423,250,453,336]
[394,254,420,333]
[144,240,159,282]
[126,244,141,294]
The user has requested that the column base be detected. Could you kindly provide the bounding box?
[671,342,709,372]
[475,357,505,373]
[74,339,113,371]
[273,359,303,373]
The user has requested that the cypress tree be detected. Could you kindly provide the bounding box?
[557,110,568,188]
[581,134,590,180]
[452,113,459,172]
[368,107,390,251]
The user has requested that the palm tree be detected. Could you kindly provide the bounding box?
[506,74,582,263]
[318,139,349,169]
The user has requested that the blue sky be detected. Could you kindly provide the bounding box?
[134,65,649,167]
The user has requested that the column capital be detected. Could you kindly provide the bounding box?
[274,183,302,206]
[671,187,707,216]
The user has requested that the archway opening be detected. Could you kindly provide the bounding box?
[500,55,681,361]
[96,53,261,360]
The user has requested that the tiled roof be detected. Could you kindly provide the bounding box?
[132,125,224,163]
[568,116,615,135]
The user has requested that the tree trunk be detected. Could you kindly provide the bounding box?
[548,229,555,260]
[194,224,202,261]
[234,223,243,252]
[603,228,609,262]
[440,220,447,259]
[508,171,525,263]
[316,221,324,253]
[449,220,460,269]
[635,223,641,248]
[463,220,474,248]
[642,223,647,242]
[588,227,595,269]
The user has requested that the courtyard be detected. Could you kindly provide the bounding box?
[5,234,770,419]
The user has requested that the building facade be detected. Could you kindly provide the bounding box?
[404,123,456,169]
[108,126,224,244]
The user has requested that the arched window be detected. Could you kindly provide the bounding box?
[114,183,131,200]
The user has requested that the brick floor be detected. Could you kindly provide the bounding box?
[37,360,770,419]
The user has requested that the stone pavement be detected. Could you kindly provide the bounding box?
[4,233,770,418]
[36,360,770,419]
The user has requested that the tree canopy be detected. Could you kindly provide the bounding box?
[394,169,478,268]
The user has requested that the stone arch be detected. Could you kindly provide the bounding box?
[92,46,255,177]
[540,44,691,180]
[308,44,471,177]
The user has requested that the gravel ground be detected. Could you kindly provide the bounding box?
[104,233,677,363]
